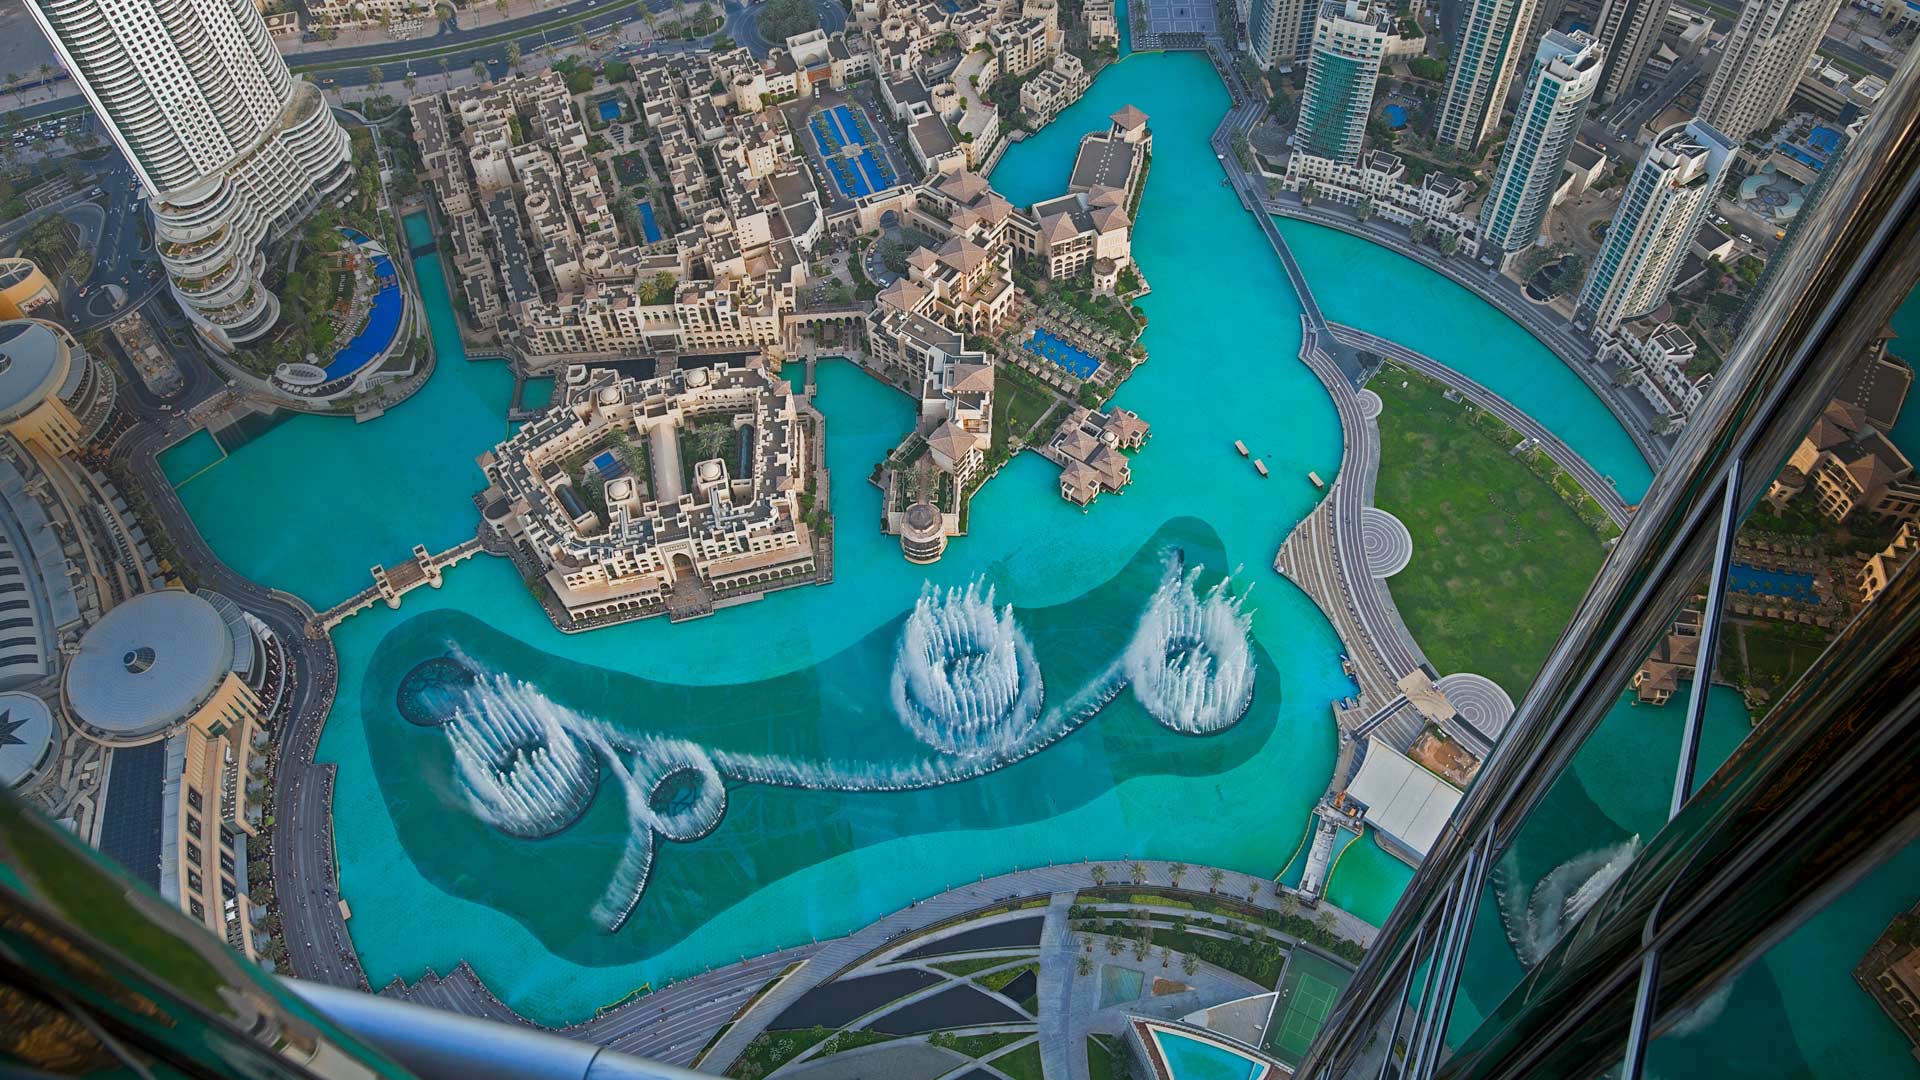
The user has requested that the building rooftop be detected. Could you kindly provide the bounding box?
[65,590,239,745]
[0,320,72,424]
[1345,736,1464,859]
[0,690,54,789]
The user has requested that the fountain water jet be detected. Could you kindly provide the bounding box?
[890,580,1044,758]
[443,668,600,840]
[1498,836,1642,967]
[1124,559,1256,734]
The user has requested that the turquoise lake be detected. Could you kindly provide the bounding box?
[147,47,1920,1074]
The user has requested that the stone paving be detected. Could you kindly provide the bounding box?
[1359,507,1414,578]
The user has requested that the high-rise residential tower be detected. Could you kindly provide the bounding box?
[1436,0,1541,151]
[1480,30,1606,258]
[1248,0,1316,68]
[1296,0,1398,165]
[1576,118,1735,333]
[27,0,353,351]
[1592,0,1673,104]
[1700,0,1846,144]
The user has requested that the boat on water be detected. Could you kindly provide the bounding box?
[1308,470,1325,489]
[1254,459,1269,477]
[1234,439,1248,456]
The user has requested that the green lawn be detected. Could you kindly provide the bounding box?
[1372,369,1610,700]
[1087,1034,1121,1080]
[993,1041,1047,1080]
[931,1030,1034,1058]
[933,955,1028,977]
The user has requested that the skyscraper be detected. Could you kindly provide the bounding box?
[1591,0,1673,105]
[1480,30,1606,258]
[1576,118,1734,333]
[1700,0,1846,144]
[27,0,353,351]
[1296,0,1397,165]
[1248,0,1316,69]
[1436,0,1541,151]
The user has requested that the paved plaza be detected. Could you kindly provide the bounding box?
[1142,0,1220,35]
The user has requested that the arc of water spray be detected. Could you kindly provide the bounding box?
[429,553,1262,932]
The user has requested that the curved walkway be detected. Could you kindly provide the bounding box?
[118,418,366,993]
[1330,323,1632,528]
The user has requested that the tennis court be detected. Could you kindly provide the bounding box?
[1267,948,1353,1067]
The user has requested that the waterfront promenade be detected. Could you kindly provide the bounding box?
[118,417,371,995]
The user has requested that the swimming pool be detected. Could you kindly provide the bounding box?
[596,98,623,123]
[1383,104,1408,129]
[637,200,662,243]
[1728,562,1818,601]
[1030,327,1100,379]
[324,232,404,381]
[1150,1028,1270,1080]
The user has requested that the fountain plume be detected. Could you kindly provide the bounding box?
[443,668,600,840]
[890,580,1045,758]
[1124,561,1256,733]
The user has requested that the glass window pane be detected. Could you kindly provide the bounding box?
[1443,587,1714,1058]
[1644,835,1920,1079]
[1689,283,1920,799]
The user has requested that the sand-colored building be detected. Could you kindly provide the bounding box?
[0,258,56,320]
[66,589,273,959]
[0,319,116,457]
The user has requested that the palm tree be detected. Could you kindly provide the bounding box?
[1091,864,1108,887]
[1169,863,1187,889]
[1315,909,1339,936]
[1181,952,1199,976]
[403,73,418,97]
[439,57,451,90]
[368,64,384,94]
[1128,861,1146,883]
[505,42,522,72]
[1279,891,1299,919]
[495,0,510,15]
[1206,867,1226,893]
[472,60,489,81]
[1076,954,1093,977]
[1132,936,1150,962]
[1105,935,1124,957]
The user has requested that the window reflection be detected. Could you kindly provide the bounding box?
[1643,836,1920,1079]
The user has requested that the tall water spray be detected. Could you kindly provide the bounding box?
[443,670,600,839]
[890,580,1045,758]
[1123,561,1256,733]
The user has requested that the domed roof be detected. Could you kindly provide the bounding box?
[0,691,55,789]
[0,320,73,424]
[66,591,239,745]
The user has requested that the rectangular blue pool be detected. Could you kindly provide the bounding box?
[637,201,662,243]
[1030,327,1100,379]
[597,98,623,122]
[1729,563,1818,601]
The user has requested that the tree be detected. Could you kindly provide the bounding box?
[1299,180,1317,205]
[1355,197,1375,221]
[1091,864,1108,886]
[1548,253,1586,298]
[1132,936,1150,961]
[403,73,418,97]
[1437,232,1459,256]
[1279,891,1299,919]
[1408,219,1431,244]
[368,65,384,93]
[1169,862,1187,888]
[1128,861,1146,883]
[1315,909,1339,936]
[1181,952,1199,976]
[1206,867,1226,893]
[1410,56,1447,82]
[505,42,522,72]
[1077,954,1093,977]
[495,0,509,15]
[472,60,489,81]
[1105,935,1124,956]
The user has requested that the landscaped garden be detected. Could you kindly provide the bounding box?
[1371,366,1613,699]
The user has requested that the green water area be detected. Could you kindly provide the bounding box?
[152,45,1911,1074]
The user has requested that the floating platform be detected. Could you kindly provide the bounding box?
[1308,470,1324,489]
[1254,459,1269,477]
[1234,439,1248,456]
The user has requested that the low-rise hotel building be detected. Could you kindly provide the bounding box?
[1281,149,1482,255]
[478,364,818,626]
[1021,54,1091,126]
[1598,319,1710,431]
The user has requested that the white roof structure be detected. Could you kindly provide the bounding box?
[1345,736,1464,859]
[0,690,55,789]
[65,590,241,745]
